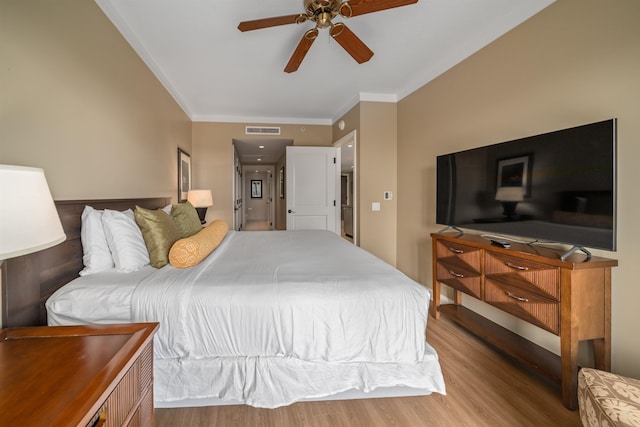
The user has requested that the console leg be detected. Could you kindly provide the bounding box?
[431,280,441,319]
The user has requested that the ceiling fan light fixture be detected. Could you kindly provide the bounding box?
[239,0,419,72]
[316,12,333,29]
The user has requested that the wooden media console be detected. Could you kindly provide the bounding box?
[430,232,617,410]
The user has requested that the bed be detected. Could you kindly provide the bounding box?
[3,198,445,408]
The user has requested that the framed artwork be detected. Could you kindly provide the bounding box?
[279,167,285,199]
[251,179,262,199]
[178,148,191,202]
[496,153,533,197]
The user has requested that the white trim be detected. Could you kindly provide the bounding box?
[358,93,398,103]
[191,114,332,126]
[334,130,357,246]
[331,92,398,124]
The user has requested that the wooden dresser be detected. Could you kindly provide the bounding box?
[430,232,618,410]
[0,323,158,427]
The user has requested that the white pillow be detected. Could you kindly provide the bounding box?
[102,209,150,272]
[79,206,114,276]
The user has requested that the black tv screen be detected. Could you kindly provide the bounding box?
[436,119,617,251]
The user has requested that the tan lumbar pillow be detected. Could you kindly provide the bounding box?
[169,220,229,268]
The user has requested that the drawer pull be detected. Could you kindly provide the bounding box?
[449,270,465,278]
[505,291,529,303]
[448,247,464,254]
[505,261,529,271]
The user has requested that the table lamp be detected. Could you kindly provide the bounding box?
[187,189,213,224]
[0,165,66,260]
[495,186,524,219]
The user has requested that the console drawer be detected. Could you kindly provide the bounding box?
[485,277,560,334]
[435,240,481,268]
[435,240,482,299]
[436,258,482,299]
[485,252,560,300]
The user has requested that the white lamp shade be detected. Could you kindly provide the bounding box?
[495,186,524,202]
[187,189,213,207]
[0,165,66,259]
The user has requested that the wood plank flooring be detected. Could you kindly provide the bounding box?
[155,315,582,427]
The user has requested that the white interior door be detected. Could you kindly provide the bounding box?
[286,146,340,233]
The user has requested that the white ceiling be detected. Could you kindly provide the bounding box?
[233,138,292,165]
[95,0,554,126]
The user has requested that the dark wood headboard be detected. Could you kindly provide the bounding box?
[1,197,171,327]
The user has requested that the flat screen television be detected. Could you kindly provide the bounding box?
[436,119,617,256]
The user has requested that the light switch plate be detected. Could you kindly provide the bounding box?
[383,191,392,200]
[372,202,381,211]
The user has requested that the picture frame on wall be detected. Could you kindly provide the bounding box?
[178,148,191,202]
[496,153,533,197]
[251,179,262,199]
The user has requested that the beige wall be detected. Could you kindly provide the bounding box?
[334,102,398,265]
[0,0,191,201]
[359,102,398,265]
[397,0,640,377]
[191,122,332,226]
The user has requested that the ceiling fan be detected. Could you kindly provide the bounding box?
[238,0,418,73]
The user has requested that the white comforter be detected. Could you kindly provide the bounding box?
[48,230,445,407]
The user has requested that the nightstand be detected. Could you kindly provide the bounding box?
[0,323,158,427]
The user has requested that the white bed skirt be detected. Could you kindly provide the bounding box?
[153,341,445,409]
[155,386,434,408]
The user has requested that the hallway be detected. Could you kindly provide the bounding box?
[244,220,270,231]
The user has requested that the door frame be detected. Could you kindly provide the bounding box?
[334,130,357,245]
[232,145,243,230]
[242,165,275,230]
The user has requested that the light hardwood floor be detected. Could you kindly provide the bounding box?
[155,315,582,426]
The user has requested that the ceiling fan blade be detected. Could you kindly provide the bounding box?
[340,0,418,18]
[330,23,373,64]
[284,29,319,73]
[238,14,306,32]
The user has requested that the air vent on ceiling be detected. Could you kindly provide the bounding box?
[245,126,281,135]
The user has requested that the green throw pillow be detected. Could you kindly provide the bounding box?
[134,206,180,268]
[171,201,203,238]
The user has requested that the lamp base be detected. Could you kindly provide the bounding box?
[195,207,208,224]
[501,201,518,219]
